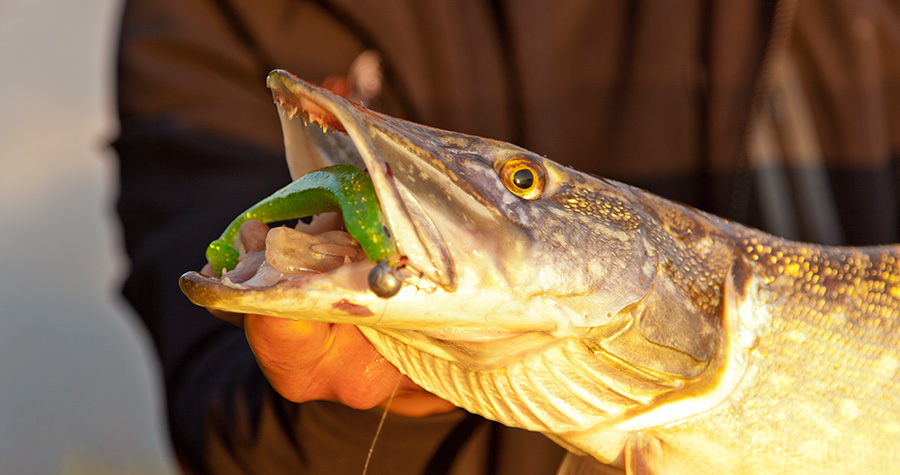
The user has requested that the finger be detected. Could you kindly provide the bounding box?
[326,324,456,416]
[245,316,333,370]
[244,316,455,415]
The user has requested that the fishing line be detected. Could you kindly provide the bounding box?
[361,373,402,475]
[374,295,389,325]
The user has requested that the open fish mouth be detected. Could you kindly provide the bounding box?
[179,70,509,331]
[179,71,607,337]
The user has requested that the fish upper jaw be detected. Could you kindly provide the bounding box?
[268,69,458,292]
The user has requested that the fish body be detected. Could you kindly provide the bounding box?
[180,71,900,474]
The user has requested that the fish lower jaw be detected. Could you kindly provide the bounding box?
[216,219,418,297]
[220,259,374,295]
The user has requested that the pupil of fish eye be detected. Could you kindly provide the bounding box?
[513,169,534,189]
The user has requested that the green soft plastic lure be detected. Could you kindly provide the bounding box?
[206,164,395,278]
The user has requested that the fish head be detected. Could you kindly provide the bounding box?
[180,71,741,462]
[183,70,658,338]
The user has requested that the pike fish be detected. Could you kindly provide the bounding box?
[180,70,900,474]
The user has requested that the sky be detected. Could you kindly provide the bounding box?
[0,1,177,472]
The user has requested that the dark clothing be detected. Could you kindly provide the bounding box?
[114,0,900,473]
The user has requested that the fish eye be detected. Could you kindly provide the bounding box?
[499,157,546,200]
[513,169,534,189]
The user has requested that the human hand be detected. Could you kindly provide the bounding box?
[243,316,456,417]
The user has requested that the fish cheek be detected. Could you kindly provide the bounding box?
[636,277,719,367]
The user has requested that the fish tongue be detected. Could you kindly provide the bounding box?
[265,226,364,273]
[237,219,270,254]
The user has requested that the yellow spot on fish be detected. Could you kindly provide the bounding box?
[839,399,861,421]
[874,355,900,380]
[785,262,800,277]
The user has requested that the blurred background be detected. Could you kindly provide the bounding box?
[0,0,177,473]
